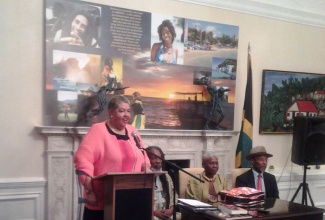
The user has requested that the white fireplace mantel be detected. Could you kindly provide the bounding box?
[36,125,238,137]
[36,126,238,220]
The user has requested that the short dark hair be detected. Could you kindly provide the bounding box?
[107,95,130,110]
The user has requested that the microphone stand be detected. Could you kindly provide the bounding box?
[141,147,204,220]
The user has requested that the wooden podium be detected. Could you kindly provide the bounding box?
[94,171,164,220]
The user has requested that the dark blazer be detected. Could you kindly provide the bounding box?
[235,169,279,199]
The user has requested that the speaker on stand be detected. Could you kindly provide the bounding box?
[291,116,325,206]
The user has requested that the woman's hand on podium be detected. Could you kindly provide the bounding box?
[86,191,98,207]
[84,175,97,206]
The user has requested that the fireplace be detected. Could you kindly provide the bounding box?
[37,126,237,220]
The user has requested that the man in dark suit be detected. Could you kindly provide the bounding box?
[235,146,279,198]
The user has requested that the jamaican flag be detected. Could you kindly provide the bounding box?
[235,44,253,168]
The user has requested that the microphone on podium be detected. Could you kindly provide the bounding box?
[131,131,143,150]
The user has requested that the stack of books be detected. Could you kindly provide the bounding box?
[177,199,218,212]
[218,203,248,215]
[218,187,265,207]
[204,210,252,220]
[205,203,252,219]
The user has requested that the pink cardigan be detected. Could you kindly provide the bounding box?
[74,121,149,210]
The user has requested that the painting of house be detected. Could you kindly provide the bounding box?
[286,100,318,121]
[259,70,325,133]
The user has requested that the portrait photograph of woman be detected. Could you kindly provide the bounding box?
[150,14,185,65]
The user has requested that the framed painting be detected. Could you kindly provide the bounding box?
[259,69,325,134]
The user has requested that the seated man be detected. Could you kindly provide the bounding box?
[147,146,178,220]
[235,146,279,198]
[185,152,227,204]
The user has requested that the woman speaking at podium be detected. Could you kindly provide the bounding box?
[74,95,150,220]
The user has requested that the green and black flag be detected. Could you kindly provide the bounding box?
[235,44,253,168]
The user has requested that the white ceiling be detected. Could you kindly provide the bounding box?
[177,0,325,28]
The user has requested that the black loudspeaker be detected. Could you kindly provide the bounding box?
[291,116,325,165]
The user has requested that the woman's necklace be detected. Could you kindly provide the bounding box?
[203,172,216,182]
[164,47,172,54]
[163,43,172,54]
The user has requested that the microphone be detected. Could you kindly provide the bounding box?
[131,131,142,149]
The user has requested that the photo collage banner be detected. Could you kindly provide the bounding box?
[45,0,239,130]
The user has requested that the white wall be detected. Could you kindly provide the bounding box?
[0,1,44,178]
[1,0,325,218]
[2,0,324,179]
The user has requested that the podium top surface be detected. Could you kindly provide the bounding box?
[93,171,166,180]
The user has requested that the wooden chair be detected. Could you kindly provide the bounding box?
[231,168,250,188]
[178,168,204,198]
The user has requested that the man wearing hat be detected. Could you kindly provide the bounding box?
[235,146,279,198]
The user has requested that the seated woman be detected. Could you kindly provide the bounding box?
[147,146,178,220]
[185,152,228,204]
